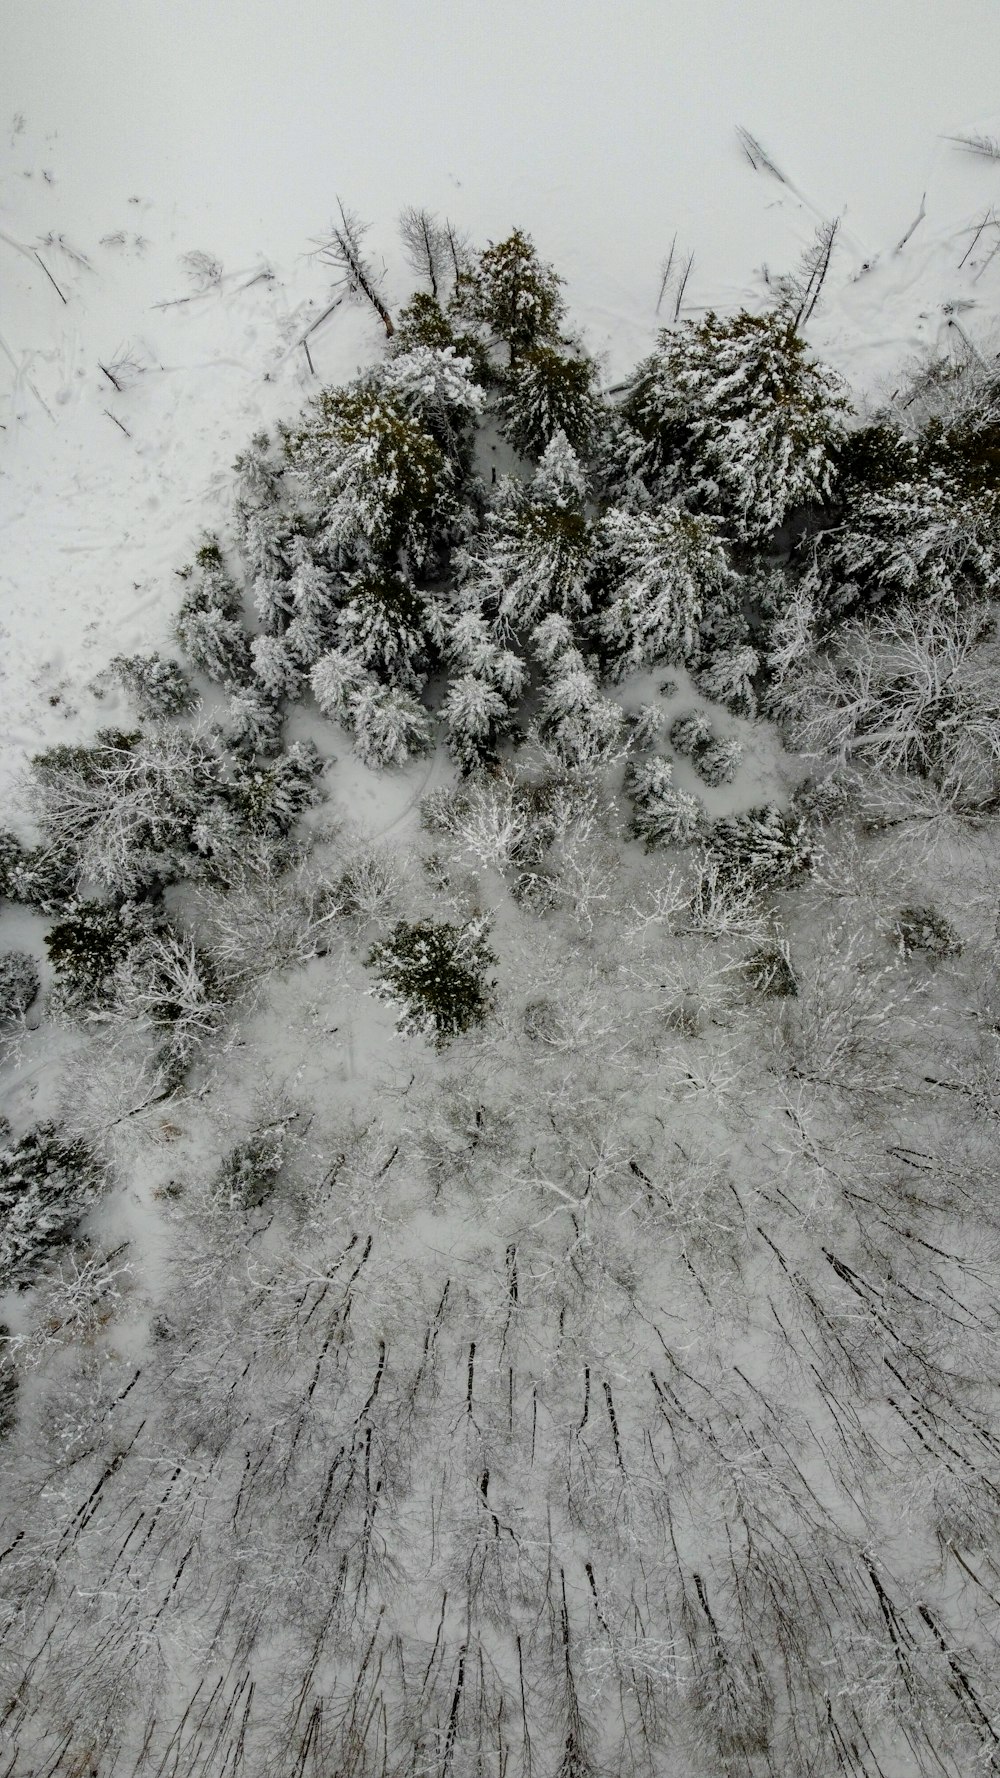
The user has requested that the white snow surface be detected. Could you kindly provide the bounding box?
[4,0,1000,802]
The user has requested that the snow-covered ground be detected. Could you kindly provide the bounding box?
[5,0,1000,799]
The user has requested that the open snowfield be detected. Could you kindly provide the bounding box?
[4,8,1000,1778]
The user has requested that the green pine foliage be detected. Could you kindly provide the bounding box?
[0,1122,105,1291]
[625,309,848,541]
[707,804,815,892]
[367,917,496,1045]
[287,382,454,569]
[499,345,601,459]
[456,228,565,362]
[109,653,199,719]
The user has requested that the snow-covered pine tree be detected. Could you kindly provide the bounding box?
[707,803,814,890]
[625,755,706,848]
[446,610,529,702]
[499,345,601,459]
[250,634,304,701]
[696,735,743,786]
[0,951,39,1024]
[459,436,594,640]
[378,344,484,466]
[335,570,431,692]
[287,382,455,570]
[594,505,735,676]
[109,653,198,719]
[441,672,513,773]
[224,686,284,758]
[669,710,712,757]
[175,540,253,688]
[624,309,847,541]
[456,227,565,364]
[351,682,433,770]
[310,647,372,723]
[536,646,625,769]
[696,645,760,718]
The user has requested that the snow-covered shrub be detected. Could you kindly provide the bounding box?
[0,830,74,913]
[287,382,455,569]
[458,439,594,638]
[790,598,1000,802]
[31,725,220,894]
[108,929,226,1076]
[109,652,198,719]
[216,1119,288,1209]
[892,904,962,960]
[195,851,341,990]
[624,308,847,540]
[696,736,743,787]
[743,943,797,997]
[706,804,814,892]
[367,917,497,1046]
[594,505,735,675]
[174,539,253,687]
[351,683,433,769]
[226,741,324,835]
[695,646,759,719]
[626,756,706,849]
[420,771,531,872]
[536,648,626,769]
[455,227,565,361]
[669,711,712,757]
[331,847,402,921]
[498,346,600,459]
[0,952,39,1024]
[0,1122,105,1291]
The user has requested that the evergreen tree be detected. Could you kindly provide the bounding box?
[250,634,304,701]
[378,344,484,465]
[335,570,431,692]
[625,309,848,541]
[536,647,625,768]
[446,610,529,702]
[626,756,706,848]
[175,540,253,688]
[813,464,1000,614]
[226,741,324,834]
[459,441,594,640]
[0,951,40,1024]
[287,383,455,569]
[224,687,284,758]
[669,710,712,758]
[696,645,760,719]
[707,804,814,890]
[457,228,565,363]
[595,505,734,676]
[310,648,372,723]
[351,682,433,770]
[109,653,198,719]
[367,917,496,1045]
[442,672,513,773]
[499,346,601,459]
[0,1123,105,1291]
[696,735,743,787]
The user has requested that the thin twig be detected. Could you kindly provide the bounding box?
[103,409,132,438]
[34,251,67,304]
[673,253,694,321]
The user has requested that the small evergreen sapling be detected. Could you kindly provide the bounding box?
[109,653,198,719]
[892,905,962,960]
[696,735,743,787]
[0,952,40,1023]
[536,647,626,769]
[367,917,497,1046]
[696,646,760,719]
[175,540,253,688]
